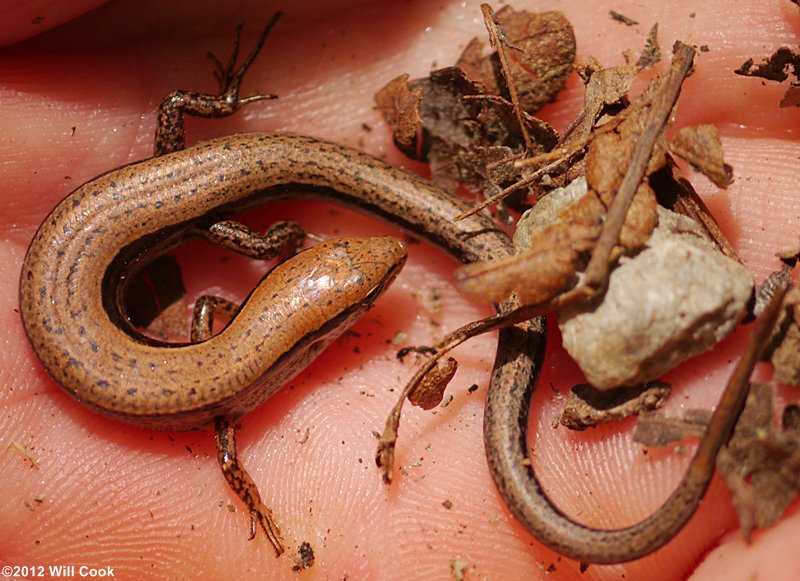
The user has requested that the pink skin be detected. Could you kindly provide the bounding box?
[1,0,799,579]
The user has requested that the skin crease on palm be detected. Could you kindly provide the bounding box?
[1,0,799,578]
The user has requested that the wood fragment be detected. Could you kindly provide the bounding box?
[735,47,800,107]
[373,74,423,151]
[634,409,711,447]
[559,381,671,431]
[10,441,40,469]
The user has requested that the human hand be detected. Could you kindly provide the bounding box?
[1,1,798,579]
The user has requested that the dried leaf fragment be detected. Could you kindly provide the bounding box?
[456,225,594,304]
[408,357,458,410]
[559,381,671,431]
[459,7,576,113]
[670,125,733,188]
[735,47,800,82]
[373,74,423,153]
[735,47,800,107]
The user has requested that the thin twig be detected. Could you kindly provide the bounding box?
[582,42,696,292]
[480,4,533,151]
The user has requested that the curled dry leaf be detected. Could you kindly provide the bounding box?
[563,62,636,147]
[670,125,733,188]
[771,286,800,386]
[560,23,662,154]
[609,11,638,26]
[408,356,458,410]
[456,227,595,304]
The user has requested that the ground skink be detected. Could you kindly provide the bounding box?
[19,131,528,430]
[18,129,543,556]
[17,13,770,565]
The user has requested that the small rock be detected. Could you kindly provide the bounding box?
[558,380,671,431]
